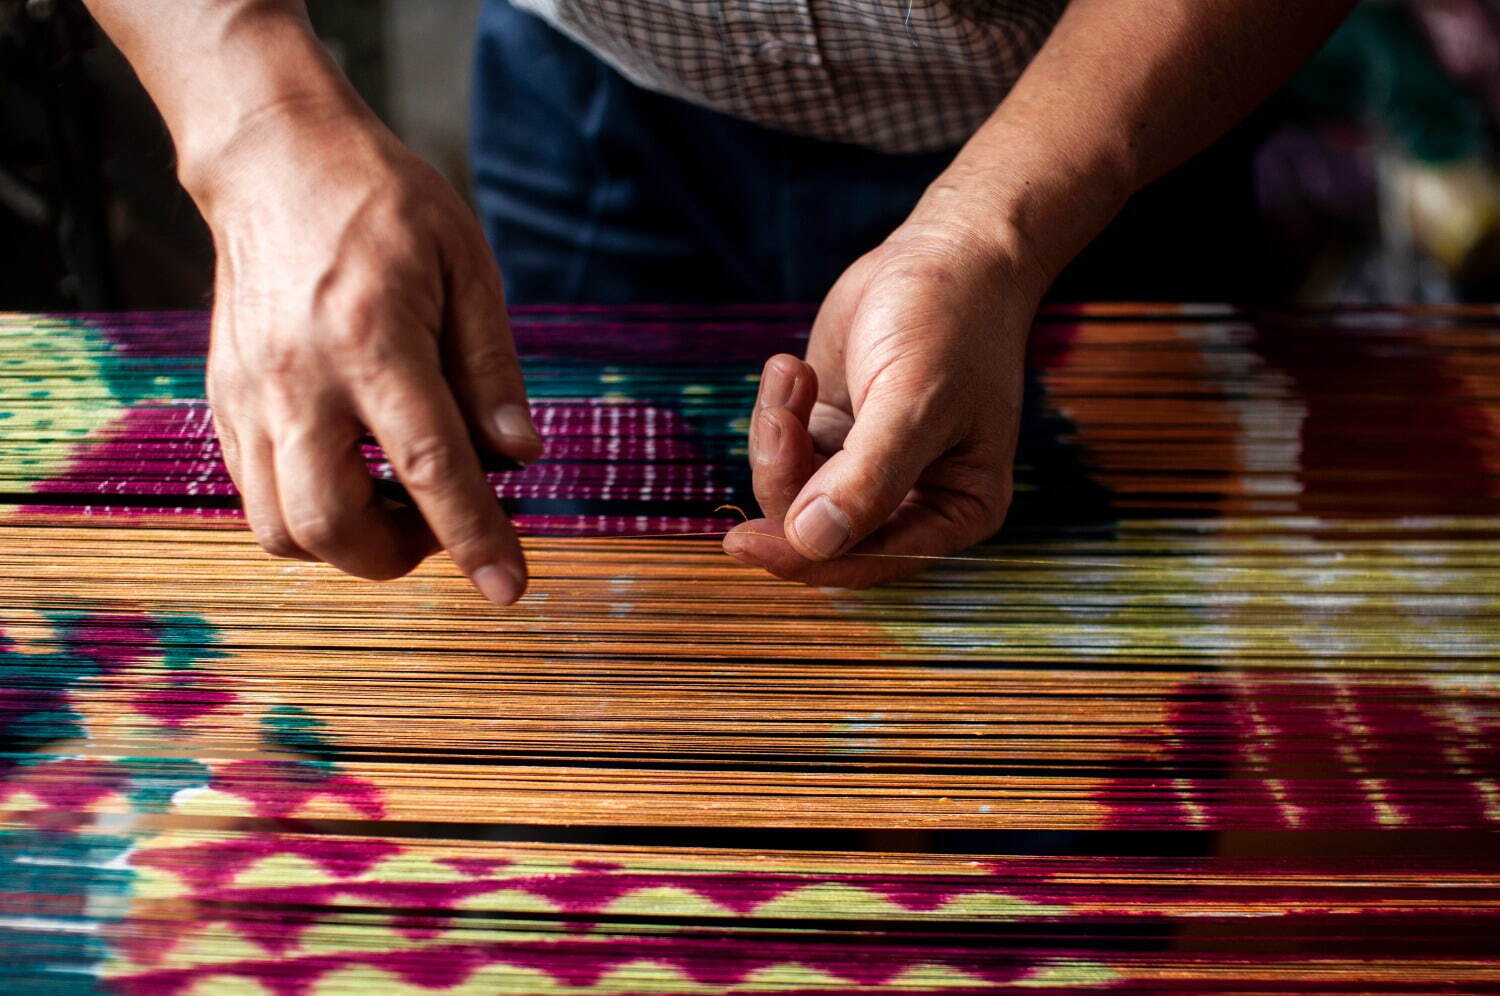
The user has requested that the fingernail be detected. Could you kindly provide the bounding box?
[754,410,782,466]
[759,366,797,410]
[791,495,851,561]
[472,562,525,606]
[493,403,540,448]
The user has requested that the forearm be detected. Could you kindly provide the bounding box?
[82,0,362,202]
[916,0,1357,290]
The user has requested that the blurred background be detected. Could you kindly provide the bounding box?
[1,0,1498,311]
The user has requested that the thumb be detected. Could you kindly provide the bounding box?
[442,240,542,464]
[782,383,953,562]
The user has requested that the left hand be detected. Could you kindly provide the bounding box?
[723,219,1046,587]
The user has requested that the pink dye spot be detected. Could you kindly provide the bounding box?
[0,758,131,809]
[226,913,319,957]
[104,917,185,968]
[676,874,817,915]
[67,613,161,673]
[376,946,493,988]
[133,836,402,893]
[210,761,385,820]
[438,856,513,878]
[389,914,452,941]
[132,671,237,727]
[0,686,66,743]
[865,877,987,913]
[1102,677,1500,830]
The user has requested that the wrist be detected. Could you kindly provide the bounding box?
[890,182,1052,309]
[181,93,379,225]
[911,116,1137,295]
[167,12,366,208]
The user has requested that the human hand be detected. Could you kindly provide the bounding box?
[724,219,1045,587]
[196,100,540,605]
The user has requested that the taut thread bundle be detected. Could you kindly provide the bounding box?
[1,304,1497,994]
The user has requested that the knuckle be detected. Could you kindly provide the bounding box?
[284,511,346,554]
[256,336,306,379]
[310,265,421,362]
[949,481,1011,538]
[847,459,909,515]
[450,244,502,298]
[461,346,518,387]
[428,506,503,572]
[957,491,1001,533]
[395,435,468,492]
[370,187,430,233]
[443,532,499,574]
[317,287,388,357]
[253,525,304,561]
[751,480,791,519]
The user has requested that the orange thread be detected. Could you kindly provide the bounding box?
[588,523,1262,572]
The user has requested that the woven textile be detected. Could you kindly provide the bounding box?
[1,304,1497,993]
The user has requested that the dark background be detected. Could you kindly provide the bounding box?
[2,0,1498,311]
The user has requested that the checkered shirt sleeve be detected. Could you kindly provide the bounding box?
[508,0,1068,153]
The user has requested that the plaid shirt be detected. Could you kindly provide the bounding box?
[509,0,1068,153]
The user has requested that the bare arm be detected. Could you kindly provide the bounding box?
[83,2,347,200]
[729,0,1356,586]
[935,0,1360,287]
[84,0,540,605]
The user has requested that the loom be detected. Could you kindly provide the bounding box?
[1,304,1497,993]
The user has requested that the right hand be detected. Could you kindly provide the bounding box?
[194,99,540,605]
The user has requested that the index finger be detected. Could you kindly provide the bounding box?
[749,354,819,520]
[356,362,527,606]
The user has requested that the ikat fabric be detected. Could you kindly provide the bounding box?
[1,304,1498,993]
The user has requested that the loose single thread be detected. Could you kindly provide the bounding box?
[625,503,1270,572]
